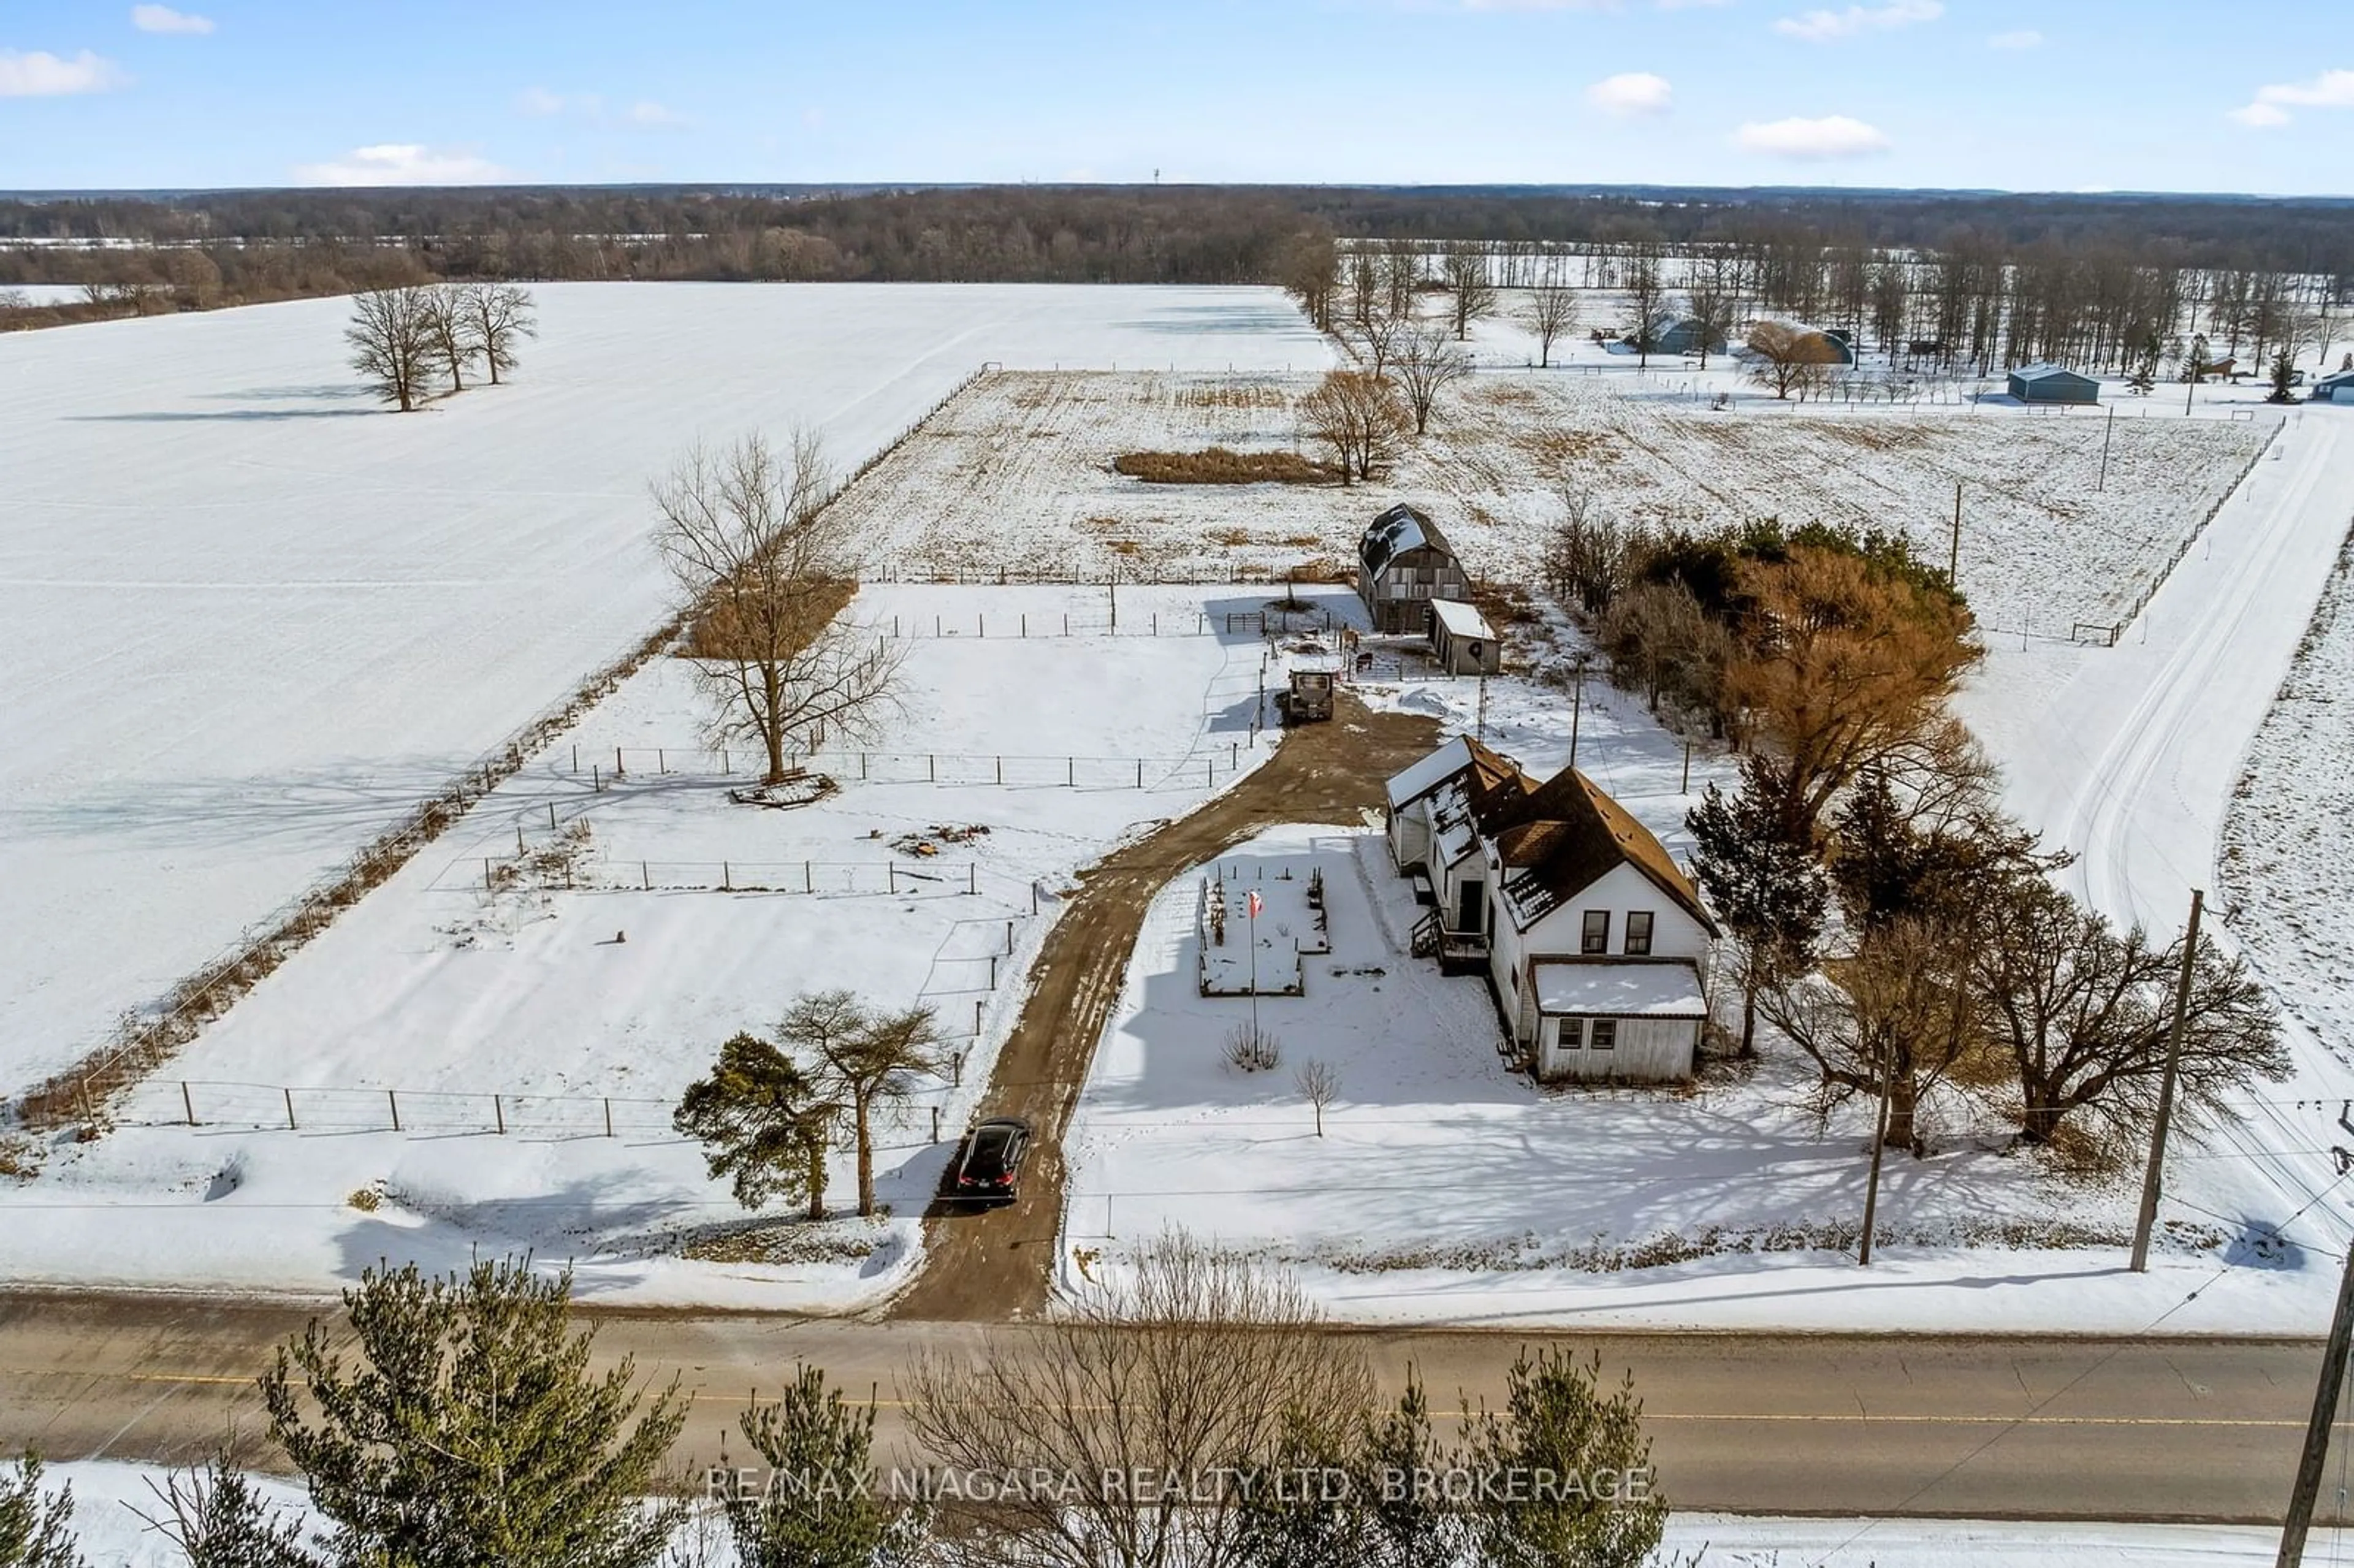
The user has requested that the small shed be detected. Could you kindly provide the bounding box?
[1358,503,1471,636]
[2312,370,2354,404]
[1629,313,1727,357]
[1428,598,1503,676]
[2009,363,2100,405]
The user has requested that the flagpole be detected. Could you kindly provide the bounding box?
[1248,892,1260,1035]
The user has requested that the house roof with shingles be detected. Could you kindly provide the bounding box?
[1473,766,1718,937]
[1384,734,1519,813]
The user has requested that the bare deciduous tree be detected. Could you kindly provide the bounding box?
[905,1230,1375,1568]
[1296,370,1410,485]
[1683,259,1741,370]
[459,281,538,385]
[1519,279,1580,368]
[1973,878,2287,1154]
[652,430,905,783]
[1294,1059,1339,1137]
[1441,240,1498,340]
[1391,324,1472,436]
[345,285,439,411]
[421,286,478,394]
[1343,312,1404,379]
[802,993,944,1217]
[1619,252,1669,368]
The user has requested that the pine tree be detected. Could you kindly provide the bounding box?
[259,1257,686,1568]
[1458,1348,1667,1568]
[723,1364,926,1568]
[0,1454,86,1568]
[134,1453,313,1568]
[1687,758,1828,1057]
[674,1031,841,1219]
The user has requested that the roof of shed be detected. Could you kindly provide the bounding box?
[2011,362,2097,383]
[1360,503,1455,578]
[1430,598,1496,642]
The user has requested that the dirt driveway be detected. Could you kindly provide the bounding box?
[888,694,1440,1321]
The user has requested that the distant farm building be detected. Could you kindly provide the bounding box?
[1736,321,1856,368]
[2009,363,2100,405]
[1428,598,1503,676]
[1628,312,1728,357]
[1358,503,1471,636]
[2311,370,2354,404]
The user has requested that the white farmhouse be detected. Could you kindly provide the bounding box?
[1387,742,1718,1084]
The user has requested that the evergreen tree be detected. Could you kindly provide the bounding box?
[674,1031,841,1219]
[1687,758,1829,1056]
[259,1257,686,1568]
[1458,1349,1666,1568]
[723,1364,925,1568]
[0,1455,85,1568]
[134,1453,313,1568]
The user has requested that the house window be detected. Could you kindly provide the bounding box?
[1589,1018,1618,1051]
[1625,911,1655,956]
[1581,910,1610,954]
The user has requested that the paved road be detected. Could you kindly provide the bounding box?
[889,691,1440,1320]
[0,1290,2331,1524]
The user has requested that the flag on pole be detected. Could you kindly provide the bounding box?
[1247,889,1263,918]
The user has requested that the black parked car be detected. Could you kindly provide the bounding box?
[950,1116,1033,1205]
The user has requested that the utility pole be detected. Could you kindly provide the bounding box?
[2098,402,2116,492]
[2187,333,2207,417]
[1948,481,1962,588]
[2131,888,2205,1273]
[1476,672,1490,742]
[1569,657,1590,769]
[2277,1239,2354,1567]
[1859,1047,1894,1266]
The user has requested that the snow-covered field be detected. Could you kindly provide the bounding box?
[31,1462,2288,1567]
[0,584,1293,1307]
[0,284,1328,1101]
[828,368,2274,639]
[0,282,87,306]
[2221,523,2354,1076]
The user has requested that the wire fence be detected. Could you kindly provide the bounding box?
[546,739,1268,796]
[116,1073,975,1147]
[863,604,1340,641]
[435,850,1046,902]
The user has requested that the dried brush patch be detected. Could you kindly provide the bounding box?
[673,577,857,661]
[1113,447,1338,485]
[1173,382,1291,410]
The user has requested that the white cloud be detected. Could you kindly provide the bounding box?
[2230,68,2354,129]
[1586,72,1673,116]
[1988,28,2041,49]
[131,5,215,34]
[0,48,126,96]
[515,85,576,117]
[1773,0,1940,42]
[1734,114,1892,158]
[625,99,684,127]
[291,144,511,186]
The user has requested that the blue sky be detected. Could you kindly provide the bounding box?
[2,1,2352,194]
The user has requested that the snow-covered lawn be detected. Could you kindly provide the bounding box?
[32,1462,2285,1567]
[828,368,2275,642]
[0,584,1306,1308]
[0,283,1328,1099]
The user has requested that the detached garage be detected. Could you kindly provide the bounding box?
[2009,363,2100,405]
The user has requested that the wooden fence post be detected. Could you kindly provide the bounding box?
[969,862,978,895]
[493,1094,506,1136]
[388,1089,401,1133]
[283,1086,297,1131]
[604,1098,614,1138]
[804,861,813,894]
[641,861,650,889]
[722,861,732,892]
[1136,759,1144,788]
[181,1080,195,1126]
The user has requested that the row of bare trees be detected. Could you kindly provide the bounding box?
[6,1240,1675,1567]
[345,282,537,411]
